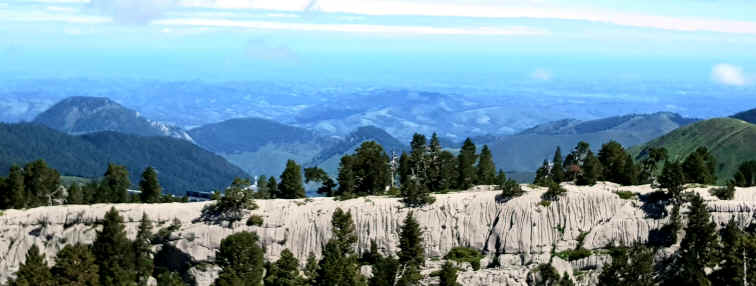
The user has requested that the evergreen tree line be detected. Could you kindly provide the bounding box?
[0,160,177,210]
[533,141,721,188]
[10,207,465,286]
[598,192,756,286]
[254,133,502,208]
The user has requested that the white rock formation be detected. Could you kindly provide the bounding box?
[0,183,754,285]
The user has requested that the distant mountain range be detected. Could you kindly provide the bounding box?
[486,112,699,172]
[631,117,756,182]
[33,96,193,141]
[0,123,247,194]
[307,126,408,175]
[188,117,338,177]
[732,107,756,124]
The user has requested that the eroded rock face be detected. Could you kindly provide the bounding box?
[1,183,755,285]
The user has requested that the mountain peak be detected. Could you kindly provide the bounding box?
[34,96,192,140]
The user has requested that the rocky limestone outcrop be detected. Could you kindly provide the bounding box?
[1,183,755,285]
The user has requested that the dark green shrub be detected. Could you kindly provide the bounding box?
[246,215,264,227]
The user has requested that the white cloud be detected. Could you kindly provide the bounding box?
[89,0,176,24]
[711,64,749,86]
[530,68,552,81]
[154,18,549,36]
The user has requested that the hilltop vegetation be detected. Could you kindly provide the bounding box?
[631,118,756,182]
[0,123,247,194]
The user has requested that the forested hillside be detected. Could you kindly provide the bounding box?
[0,123,247,194]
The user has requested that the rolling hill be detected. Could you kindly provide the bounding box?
[33,96,192,141]
[307,126,408,175]
[630,117,756,182]
[732,107,756,124]
[0,123,248,194]
[188,117,338,177]
[488,112,698,173]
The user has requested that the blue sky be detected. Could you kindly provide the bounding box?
[1,0,756,87]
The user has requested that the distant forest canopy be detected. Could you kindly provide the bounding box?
[0,123,248,194]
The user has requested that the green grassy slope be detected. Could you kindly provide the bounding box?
[630,118,756,182]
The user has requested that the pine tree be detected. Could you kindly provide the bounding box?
[401,178,435,208]
[437,151,458,192]
[332,208,358,256]
[427,133,444,192]
[93,207,136,284]
[398,152,411,186]
[304,252,319,285]
[666,194,718,286]
[279,160,306,199]
[268,177,279,199]
[0,176,7,209]
[266,249,306,286]
[134,213,154,286]
[621,153,639,186]
[214,232,265,286]
[456,138,477,190]
[409,134,428,185]
[576,151,601,186]
[551,147,566,183]
[351,141,392,196]
[315,240,365,286]
[139,167,162,203]
[598,245,655,286]
[52,244,99,286]
[11,245,53,286]
[598,141,627,184]
[395,264,421,286]
[156,272,186,286]
[305,167,337,197]
[533,160,551,187]
[8,165,26,209]
[734,160,756,187]
[255,175,270,199]
[711,219,747,285]
[337,155,357,198]
[398,212,424,268]
[369,254,399,286]
[659,161,686,202]
[475,145,497,185]
[438,261,460,286]
[101,163,131,203]
[23,160,61,207]
[682,147,717,185]
[66,183,84,205]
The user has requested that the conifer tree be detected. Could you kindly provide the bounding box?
[139,167,162,203]
[711,219,748,285]
[734,160,756,187]
[7,165,26,209]
[332,208,358,255]
[576,151,601,186]
[399,212,424,268]
[666,194,718,286]
[398,152,412,186]
[682,147,717,185]
[101,163,130,203]
[0,176,7,209]
[268,177,279,199]
[409,134,428,185]
[456,138,477,190]
[134,213,154,286]
[369,254,399,286]
[437,151,457,192]
[350,141,391,196]
[475,145,497,185]
[598,245,655,286]
[598,141,627,184]
[551,147,566,183]
[156,272,186,286]
[621,154,639,186]
[93,207,136,284]
[255,175,270,199]
[533,160,551,187]
[659,161,686,202]
[214,232,265,286]
[305,167,337,197]
[427,133,445,192]
[11,245,53,286]
[265,249,306,286]
[401,178,434,208]
[438,261,460,286]
[337,155,357,198]
[52,244,99,286]
[23,160,61,207]
[66,183,84,205]
[279,160,306,199]
[304,252,319,285]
